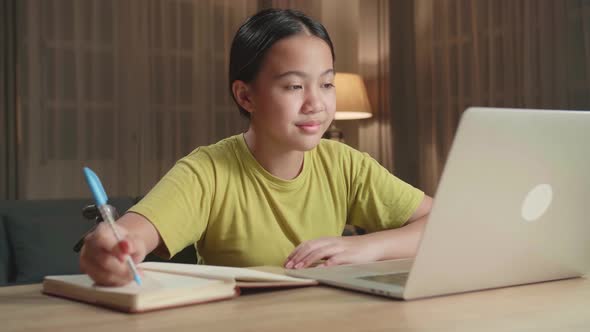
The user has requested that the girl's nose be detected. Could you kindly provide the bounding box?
[301,88,324,114]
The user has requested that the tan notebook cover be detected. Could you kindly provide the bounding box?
[42,263,316,313]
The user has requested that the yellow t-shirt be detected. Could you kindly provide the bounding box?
[129,134,424,267]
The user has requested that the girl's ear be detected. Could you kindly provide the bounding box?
[232,80,254,114]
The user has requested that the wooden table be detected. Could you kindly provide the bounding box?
[2,277,589,332]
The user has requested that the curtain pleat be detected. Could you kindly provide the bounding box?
[358,0,394,172]
[0,0,18,199]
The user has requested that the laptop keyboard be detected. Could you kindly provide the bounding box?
[358,272,410,286]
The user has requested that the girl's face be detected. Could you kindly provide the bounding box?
[247,33,336,152]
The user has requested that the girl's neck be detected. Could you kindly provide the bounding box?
[243,129,304,180]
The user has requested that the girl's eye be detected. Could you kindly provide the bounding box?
[286,85,303,90]
[322,83,335,89]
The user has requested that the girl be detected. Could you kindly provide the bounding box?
[80,8,432,286]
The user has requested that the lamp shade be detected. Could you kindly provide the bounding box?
[334,73,372,120]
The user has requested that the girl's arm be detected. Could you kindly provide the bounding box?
[285,195,433,269]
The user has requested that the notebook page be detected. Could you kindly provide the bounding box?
[45,271,221,295]
[139,262,310,282]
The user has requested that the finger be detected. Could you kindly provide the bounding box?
[80,240,116,274]
[86,248,132,277]
[120,238,147,265]
[296,245,343,269]
[118,240,130,254]
[286,242,306,261]
[286,240,330,268]
[291,238,342,268]
[84,223,120,252]
[291,238,334,264]
[285,243,309,268]
[287,237,328,260]
[81,239,133,276]
[112,239,132,263]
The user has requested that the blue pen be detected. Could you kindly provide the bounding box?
[83,167,142,286]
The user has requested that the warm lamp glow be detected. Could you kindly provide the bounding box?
[334,73,372,120]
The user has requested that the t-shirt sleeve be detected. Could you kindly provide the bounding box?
[347,151,424,232]
[128,150,213,258]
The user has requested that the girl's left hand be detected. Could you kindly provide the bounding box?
[284,236,382,269]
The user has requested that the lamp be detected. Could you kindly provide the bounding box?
[323,73,372,141]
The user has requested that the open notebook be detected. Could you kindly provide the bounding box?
[42,262,317,313]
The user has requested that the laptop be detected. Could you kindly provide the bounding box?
[287,107,590,300]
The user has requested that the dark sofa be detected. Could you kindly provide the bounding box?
[0,198,196,286]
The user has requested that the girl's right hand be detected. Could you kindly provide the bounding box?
[79,222,147,286]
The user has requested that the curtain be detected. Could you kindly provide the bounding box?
[389,0,420,185]
[358,0,394,172]
[0,0,18,199]
[396,0,590,195]
[16,0,254,199]
[14,0,393,199]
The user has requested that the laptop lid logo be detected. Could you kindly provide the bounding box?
[521,184,553,222]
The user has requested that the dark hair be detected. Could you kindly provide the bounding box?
[229,8,335,118]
